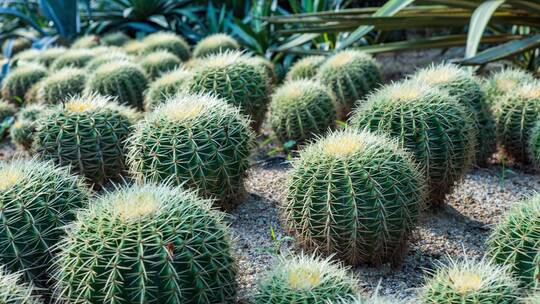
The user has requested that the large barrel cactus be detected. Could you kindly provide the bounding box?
[350,82,475,205]
[529,121,540,168]
[85,51,133,72]
[53,183,237,304]
[50,49,96,71]
[285,129,425,265]
[33,95,133,185]
[37,68,86,104]
[286,55,326,81]
[0,268,43,304]
[1,63,47,104]
[249,56,278,85]
[140,50,181,80]
[140,32,191,61]
[10,104,47,150]
[0,159,90,287]
[71,35,100,49]
[128,93,253,208]
[35,47,67,67]
[193,33,240,58]
[0,100,16,121]
[144,68,192,111]
[101,32,131,46]
[484,68,535,106]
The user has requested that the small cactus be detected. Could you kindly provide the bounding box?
[1,63,47,105]
[123,39,144,55]
[85,51,133,72]
[128,93,253,208]
[269,79,336,145]
[140,50,181,79]
[250,56,278,85]
[12,49,40,64]
[140,31,191,61]
[10,104,47,150]
[484,68,535,106]
[71,34,100,49]
[37,68,86,104]
[286,129,425,265]
[101,31,131,46]
[144,68,192,111]
[2,37,31,56]
[35,47,67,67]
[0,268,43,304]
[50,49,96,71]
[529,121,540,168]
[193,33,240,58]
[350,81,476,205]
[53,183,237,303]
[0,99,16,121]
[286,55,326,81]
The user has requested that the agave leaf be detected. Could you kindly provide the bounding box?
[460,34,540,65]
[466,0,506,58]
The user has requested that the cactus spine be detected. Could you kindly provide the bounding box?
[37,68,86,104]
[484,68,535,106]
[144,68,192,111]
[101,32,131,46]
[286,55,326,81]
[193,33,240,58]
[0,268,43,304]
[140,50,181,80]
[0,100,16,121]
[50,49,96,71]
[85,51,133,72]
[10,104,47,150]
[140,32,191,61]
[35,47,67,67]
[71,35,100,49]
[1,63,48,105]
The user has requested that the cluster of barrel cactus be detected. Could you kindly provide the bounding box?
[1,63,48,104]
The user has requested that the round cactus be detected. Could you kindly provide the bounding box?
[255,253,358,304]
[50,49,96,71]
[529,121,540,168]
[2,37,31,56]
[35,47,67,67]
[71,34,100,49]
[412,63,497,165]
[85,51,133,72]
[488,195,540,288]
[85,60,148,109]
[140,32,191,61]
[495,82,540,163]
[419,257,520,303]
[144,68,192,111]
[484,68,535,106]
[33,95,133,185]
[286,129,425,265]
[0,159,90,286]
[1,63,47,105]
[128,93,253,208]
[10,104,47,150]
[286,55,326,81]
[269,79,336,145]
[316,50,382,118]
[140,50,181,79]
[0,100,16,121]
[101,31,131,46]
[350,82,475,206]
[193,33,240,58]
[53,183,237,303]
[187,51,270,130]
[12,49,40,64]
[250,56,278,85]
[123,39,144,55]
[37,68,86,104]
[0,268,42,304]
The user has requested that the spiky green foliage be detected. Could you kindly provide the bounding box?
[140,32,191,61]
[484,68,535,106]
[286,129,425,265]
[33,95,133,185]
[35,47,67,67]
[37,68,86,104]
[255,253,358,304]
[128,93,253,208]
[10,104,47,150]
[316,50,382,118]
[419,257,520,303]
[141,51,181,80]
[495,82,540,162]
[412,64,497,165]
[50,49,96,71]
[53,183,237,303]
[488,195,540,288]
[1,63,47,105]
[350,82,475,205]
[529,121,540,168]
[144,68,192,111]
[187,52,270,130]
[0,159,90,286]
[0,268,42,304]
[85,60,148,109]
[2,37,31,56]
[0,100,16,121]
[269,79,336,145]
[101,32,131,46]
[287,55,326,81]
[71,35,100,49]
[193,33,240,58]
[85,52,133,72]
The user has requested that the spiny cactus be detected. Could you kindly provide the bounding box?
[85,60,148,109]
[522,292,540,304]
[0,100,16,121]
[144,68,192,111]
[12,49,40,64]
[1,63,47,105]
[2,37,31,56]
[269,79,336,145]
[250,56,278,85]
[53,183,237,304]
[529,121,540,168]
[255,253,358,304]
[484,68,535,106]
[193,33,240,58]
[187,51,270,130]
[350,82,475,206]
[90,45,123,57]
[495,82,540,163]
[71,34,100,49]
[0,268,43,304]
[287,55,326,81]
[286,129,425,265]
[419,257,520,303]
[85,51,133,72]
[140,50,181,79]
[488,195,540,288]
[412,63,497,165]
[101,31,131,46]
[123,39,144,55]
[140,32,191,61]
[33,94,133,185]
[50,49,95,71]
[10,104,47,150]
[37,68,86,104]
[35,47,67,67]
[128,93,253,208]
[316,50,382,118]
[0,159,90,287]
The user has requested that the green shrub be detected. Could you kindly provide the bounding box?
[50,49,96,71]
[35,47,67,67]
[1,63,47,105]
[286,129,425,265]
[101,31,131,46]
[144,68,192,111]
[140,50,181,79]
[71,34,100,49]
[85,51,133,72]
[0,100,16,121]
[140,32,191,61]
[193,33,240,58]
[128,93,253,208]
[350,81,475,206]
[484,68,535,106]
[286,55,326,81]
[0,268,42,304]
[53,183,237,303]
[37,68,86,104]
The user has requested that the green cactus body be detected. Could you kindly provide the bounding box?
[0,100,16,122]
[37,68,86,104]
[71,35,100,49]
[420,257,520,303]
[12,49,40,64]
[187,52,270,130]
[2,37,31,56]
[141,32,191,61]
[35,47,67,67]
[255,253,358,304]
[123,40,144,55]
[484,69,535,106]
[0,159,90,286]
[286,130,425,265]
[412,64,497,165]
[286,55,326,81]
[85,60,148,109]
[316,50,382,118]
[33,95,133,185]
[53,183,237,304]
[0,268,43,304]
[523,292,540,304]
[529,121,540,168]
[249,56,278,85]
[85,52,133,72]
[269,79,336,145]
[101,32,131,46]
[10,104,47,150]
[128,93,253,208]
[488,196,540,288]
[141,50,181,80]
[50,49,96,71]
[1,63,47,105]
[144,68,192,111]
[193,33,240,58]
